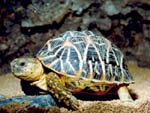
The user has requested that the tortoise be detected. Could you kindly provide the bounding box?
[11,31,134,110]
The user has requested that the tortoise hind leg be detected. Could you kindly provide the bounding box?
[117,86,133,101]
[46,72,79,110]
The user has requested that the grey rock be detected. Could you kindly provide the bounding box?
[96,18,112,31]
[71,0,95,15]
[0,94,5,100]
[0,44,8,51]
[0,95,57,108]
[101,0,120,16]
[121,6,132,15]
[101,0,132,16]
[143,24,150,39]
[136,7,150,21]
[4,25,26,56]
[21,0,97,27]
[21,0,70,27]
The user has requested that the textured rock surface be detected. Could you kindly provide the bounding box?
[70,0,96,15]
[21,0,71,27]
[0,95,57,108]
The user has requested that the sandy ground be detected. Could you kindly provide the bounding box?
[0,62,150,113]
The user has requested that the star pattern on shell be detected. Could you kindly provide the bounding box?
[36,31,134,84]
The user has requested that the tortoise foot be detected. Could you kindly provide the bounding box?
[118,86,133,102]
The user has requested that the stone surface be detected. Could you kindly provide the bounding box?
[0,95,57,108]
[96,17,112,31]
[101,0,120,16]
[70,0,96,15]
[21,0,70,27]
[0,94,5,100]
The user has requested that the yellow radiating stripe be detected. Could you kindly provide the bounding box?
[105,39,111,64]
[83,43,89,63]
[88,60,93,79]
[59,48,66,73]
[112,48,120,66]
[66,48,75,73]
[120,55,124,82]
[46,40,52,51]
[92,41,106,80]
[48,59,59,68]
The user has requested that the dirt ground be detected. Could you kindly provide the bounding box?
[0,62,150,113]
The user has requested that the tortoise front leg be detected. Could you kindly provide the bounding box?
[46,72,79,110]
[117,86,133,101]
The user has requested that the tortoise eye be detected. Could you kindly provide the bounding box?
[20,62,26,66]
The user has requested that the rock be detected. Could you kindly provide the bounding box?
[135,7,150,21]
[0,44,8,51]
[143,24,150,39]
[121,6,132,15]
[4,25,26,56]
[101,0,132,16]
[0,95,57,108]
[96,17,112,31]
[101,0,120,16]
[21,0,98,27]
[21,0,70,27]
[0,94,5,100]
[71,0,95,15]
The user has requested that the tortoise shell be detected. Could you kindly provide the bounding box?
[36,31,134,84]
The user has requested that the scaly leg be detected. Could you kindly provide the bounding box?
[117,86,133,101]
[46,72,79,110]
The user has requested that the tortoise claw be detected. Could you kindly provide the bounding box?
[65,95,79,110]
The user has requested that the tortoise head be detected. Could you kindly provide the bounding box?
[11,57,44,81]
